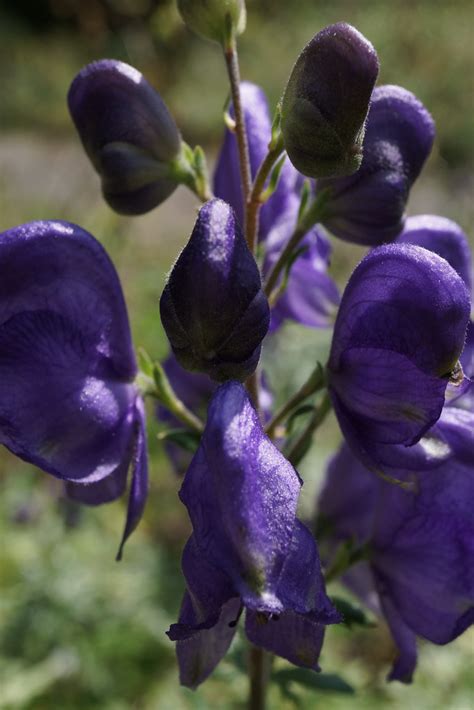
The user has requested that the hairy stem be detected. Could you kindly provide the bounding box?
[285,392,332,466]
[245,137,285,254]
[224,40,252,222]
[136,372,204,434]
[265,364,326,438]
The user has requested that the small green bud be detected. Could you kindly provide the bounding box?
[177,0,246,46]
[281,23,379,179]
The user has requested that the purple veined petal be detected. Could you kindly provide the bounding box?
[0,221,139,484]
[378,593,418,684]
[160,199,270,382]
[329,244,470,376]
[246,610,326,671]
[117,398,149,560]
[319,85,435,246]
[214,82,300,240]
[371,464,474,646]
[68,59,181,215]
[398,215,473,293]
[179,381,302,614]
[328,244,471,467]
[330,348,448,446]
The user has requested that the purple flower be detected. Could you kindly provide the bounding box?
[159,199,270,381]
[327,243,471,472]
[281,23,379,178]
[68,60,181,215]
[214,82,340,330]
[167,382,340,688]
[319,85,435,246]
[318,443,474,682]
[0,221,148,558]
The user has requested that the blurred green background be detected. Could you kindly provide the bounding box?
[0,1,473,708]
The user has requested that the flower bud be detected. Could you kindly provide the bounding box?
[177,0,246,46]
[281,23,379,179]
[160,199,270,382]
[68,60,182,215]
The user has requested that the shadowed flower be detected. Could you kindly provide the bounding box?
[319,85,435,245]
[68,59,182,215]
[317,443,474,682]
[167,382,340,688]
[0,221,148,558]
[281,23,379,178]
[327,243,471,473]
[160,199,270,381]
[214,82,340,330]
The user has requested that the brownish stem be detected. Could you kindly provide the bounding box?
[248,646,270,710]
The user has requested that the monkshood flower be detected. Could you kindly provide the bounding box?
[167,382,340,688]
[68,60,182,215]
[281,23,379,178]
[327,243,471,473]
[214,81,340,329]
[0,221,148,558]
[160,198,270,381]
[177,0,246,45]
[319,85,435,245]
[318,444,474,682]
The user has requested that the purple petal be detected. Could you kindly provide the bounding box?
[398,215,472,292]
[0,221,138,484]
[68,60,181,214]
[436,408,474,465]
[266,226,340,330]
[179,381,302,613]
[214,82,299,239]
[246,610,326,671]
[380,594,418,683]
[117,398,149,560]
[160,199,270,381]
[320,85,435,245]
[281,23,379,178]
[167,536,240,688]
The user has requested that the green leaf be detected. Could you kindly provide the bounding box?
[273,668,354,695]
[286,404,316,435]
[157,428,201,453]
[137,347,154,378]
[330,596,376,629]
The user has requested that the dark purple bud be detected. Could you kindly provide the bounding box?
[68,60,182,215]
[214,82,300,239]
[398,215,472,292]
[0,221,148,555]
[177,0,246,45]
[319,85,435,245]
[328,243,471,471]
[160,199,270,381]
[281,23,379,178]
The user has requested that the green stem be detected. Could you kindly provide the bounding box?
[285,392,332,467]
[248,646,271,710]
[263,194,328,298]
[265,364,326,439]
[136,372,204,434]
[245,136,284,255]
[224,39,252,218]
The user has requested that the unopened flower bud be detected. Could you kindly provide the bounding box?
[160,199,270,382]
[68,60,182,215]
[281,23,379,178]
[177,0,246,46]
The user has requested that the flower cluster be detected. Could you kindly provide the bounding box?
[1,2,472,700]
